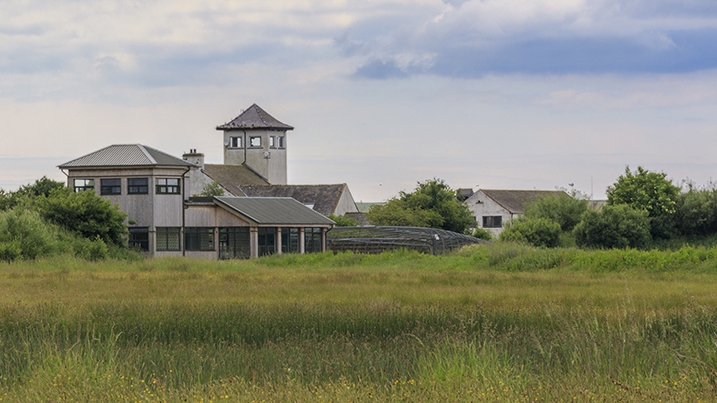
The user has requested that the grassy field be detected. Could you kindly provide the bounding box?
[2,243,717,401]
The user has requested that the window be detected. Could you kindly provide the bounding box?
[281,227,300,254]
[258,227,276,256]
[185,227,214,251]
[156,178,180,194]
[249,136,261,147]
[277,136,285,148]
[128,178,148,194]
[128,227,149,251]
[269,136,275,148]
[100,178,121,195]
[305,227,324,253]
[230,136,242,148]
[73,179,94,193]
[156,227,181,251]
[482,216,502,228]
[219,227,250,259]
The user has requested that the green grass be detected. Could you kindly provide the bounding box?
[4,245,717,401]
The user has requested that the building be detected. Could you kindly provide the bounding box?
[464,189,568,236]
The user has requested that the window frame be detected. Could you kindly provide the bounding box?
[156,178,180,195]
[127,178,149,195]
[156,227,181,251]
[73,179,95,193]
[304,227,324,254]
[482,216,502,228]
[269,136,275,148]
[128,227,149,251]
[100,178,121,195]
[249,136,262,148]
[184,227,215,251]
[230,136,242,148]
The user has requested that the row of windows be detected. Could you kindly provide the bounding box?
[74,178,180,195]
[228,136,285,149]
[128,227,324,254]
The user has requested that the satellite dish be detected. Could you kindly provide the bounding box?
[224,141,229,147]
[263,151,271,158]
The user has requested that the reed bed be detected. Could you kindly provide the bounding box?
[2,244,717,401]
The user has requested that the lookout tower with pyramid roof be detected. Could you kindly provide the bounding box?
[216,104,294,185]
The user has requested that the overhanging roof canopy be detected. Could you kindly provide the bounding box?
[214,197,334,226]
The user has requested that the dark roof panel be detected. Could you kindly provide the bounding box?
[204,164,271,188]
[216,104,294,131]
[238,184,347,216]
[215,197,334,225]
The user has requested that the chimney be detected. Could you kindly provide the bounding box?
[183,149,205,169]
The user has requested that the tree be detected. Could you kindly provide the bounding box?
[499,218,561,248]
[195,181,225,197]
[328,214,359,226]
[366,179,474,234]
[34,188,128,246]
[573,204,651,249]
[523,193,587,232]
[18,176,65,198]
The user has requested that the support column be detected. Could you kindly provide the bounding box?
[250,227,258,259]
[299,228,305,254]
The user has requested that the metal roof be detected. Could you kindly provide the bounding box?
[59,144,196,169]
[214,197,335,226]
[204,164,270,188]
[216,104,294,131]
[236,184,350,216]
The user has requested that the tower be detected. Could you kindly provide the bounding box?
[216,104,294,185]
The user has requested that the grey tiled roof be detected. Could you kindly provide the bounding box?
[215,197,334,226]
[59,144,196,168]
[216,104,294,131]
[481,190,568,214]
[237,184,349,216]
[203,164,271,188]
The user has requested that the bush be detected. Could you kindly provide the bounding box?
[328,214,359,227]
[35,188,127,246]
[0,208,58,260]
[472,227,494,241]
[573,204,651,249]
[523,193,587,232]
[499,218,561,248]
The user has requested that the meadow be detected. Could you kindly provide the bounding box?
[2,243,717,401]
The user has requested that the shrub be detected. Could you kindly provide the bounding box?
[328,214,359,227]
[523,193,587,232]
[0,207,58,260]
[573,204,651,249]
[674,186,717,236]
[499,218,561,248]
[472,227,494,241]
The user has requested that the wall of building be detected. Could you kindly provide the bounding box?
[222,129,288,185]
[464,190,515,237]
[334,186,359,216]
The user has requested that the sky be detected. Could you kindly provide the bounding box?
[2,0,717,202]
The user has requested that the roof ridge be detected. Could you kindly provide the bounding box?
[137,145,157,165]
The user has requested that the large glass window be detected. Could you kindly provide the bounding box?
[73,179,94,193]
[304,227,324,254]
[156,227,181,251]
[219,227,250,259]
[100,178,121,195]
[249,136,261,147]
[185,227,214,251]
[482,216,502,228]
[128,227,149,251]
[281,227,300,254]
[128,178,148,194]
[156,178,180,194]
[258,227,276,256]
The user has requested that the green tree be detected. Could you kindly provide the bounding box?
[523,192,587,232]
[499,218,561,248]
[366,179,474,234]
[573,204,651,249]
[606,166,679,239]
[195,181,225,197]
[328,214,359,227]
[18,176,65,197]
[34,188,128,246]
[674,183,717,236]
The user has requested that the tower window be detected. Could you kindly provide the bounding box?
[249,137,261,147]
[269,136,275,148]
[278,137,285,148]
[230,137,242,148]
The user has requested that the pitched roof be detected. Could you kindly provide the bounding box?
[481,190,568,214]
[216,104,294,131]
[59,144,196,169]
[203,164,271,189]
[236,184,349,216]
[214,197,334,226]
